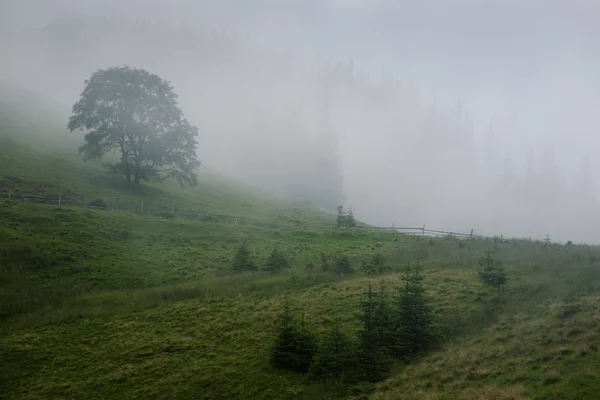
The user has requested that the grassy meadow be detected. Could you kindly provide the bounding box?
[2,87,600,399]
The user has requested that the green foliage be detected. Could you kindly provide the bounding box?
[477,249,508,302]
[394,262,435,359]
[362,253,391,276]
[560,293,585,320]
[319,252,330,271]
[160,210,175,219]
[231,242,256,272]
[335,205,356,228]
[373,279,396,353]
[310,321,355,380]
[361,260,375,275]
[68,66,200,187]
[88,197,108,209]
[355,282,392,382]
[263,247,291,272]
[270,299,317,373]
[333,255,355,274]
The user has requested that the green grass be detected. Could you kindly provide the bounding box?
[0,135,333,224]
[3,85,600,399]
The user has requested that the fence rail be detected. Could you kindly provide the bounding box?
[0,189,542,242]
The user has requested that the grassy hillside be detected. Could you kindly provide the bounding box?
[2,86,600,400]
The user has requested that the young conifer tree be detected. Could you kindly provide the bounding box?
[477,249,508,304]
[310,319,355,380]
[263,246,290,272]
[270,298,316,372]
[355,282,392,382]
[373,278,395,354]
[231,241,256,272]
[394,261,435,359]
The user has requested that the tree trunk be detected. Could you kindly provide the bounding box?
[120,140,131,183]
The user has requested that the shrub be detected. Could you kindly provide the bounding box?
[333,255,355,274]
[320,252,330,271]
[231,242,256,272]
[271,299,317,372]
[394,262,435,359]
[161,210,175,219]
[477,249,508,304]
[263,248,291,272]
[560,293,585,320]
[88,197,108,210]
[310,321,356,380]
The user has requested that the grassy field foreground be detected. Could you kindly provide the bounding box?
[3,87,600,399]
[3,206,600,399]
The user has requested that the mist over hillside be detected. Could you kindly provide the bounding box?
[2,0,600,242]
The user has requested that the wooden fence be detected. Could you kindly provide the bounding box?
[0,189,542,242]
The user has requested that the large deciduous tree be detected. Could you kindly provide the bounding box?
[68,66,200,187]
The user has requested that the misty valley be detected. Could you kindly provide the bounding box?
[2,3,600,400]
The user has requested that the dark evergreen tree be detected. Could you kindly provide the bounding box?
[263,247,291,272]
[362,253,390,276]
[270,299,317,373]
[361,259,377,276]
[295,311,319,372]
[355,283,391,382]
[231,242,256,272]
[333,255,355,274]
[373,279,396,354]
[310,320,355,380]
[320,252,330,271]
[394,262,435,359]
[477,249,508,303]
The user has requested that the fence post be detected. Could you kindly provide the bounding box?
[422,224,425,236]
[470,229,473,238]
[58,192,62,205]
[141,202,144,212]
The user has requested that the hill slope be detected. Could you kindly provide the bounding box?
[2,86,600,400]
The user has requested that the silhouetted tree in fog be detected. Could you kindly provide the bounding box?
[68,66,200,187]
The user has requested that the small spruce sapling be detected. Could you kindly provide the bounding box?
[355,282,392,382]
[270,299,317,372]
[231,241,256,272]
[263,247,290,272]
[310,319,355,380]
[394,261,435,359]
[333,255,355,274]
[320,252,330,271]
[477,249,508,304]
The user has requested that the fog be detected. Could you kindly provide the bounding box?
[2,0,600,243]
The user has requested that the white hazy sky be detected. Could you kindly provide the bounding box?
[2,0,599,179]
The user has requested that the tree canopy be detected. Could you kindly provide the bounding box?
[68,66,200,187]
